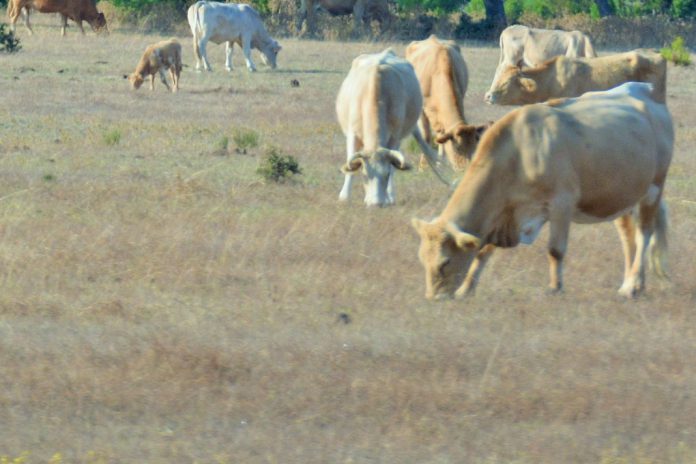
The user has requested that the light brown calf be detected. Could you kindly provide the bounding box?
[125,39,182,92]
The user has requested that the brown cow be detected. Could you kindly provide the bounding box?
[406,35,490,171]
[297,0,390,37]
[486,49,666,105]
[8,0,107,36]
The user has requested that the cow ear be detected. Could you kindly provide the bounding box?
[445,222,480,250]
[475,122,492,139]
[384,149,411,171]
[519,77,537,93]
[341,154,365,174]
[435,131,453,144]
[411,217,430,235]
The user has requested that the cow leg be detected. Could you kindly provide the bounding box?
[241,35,256,72]
[170,67,179,92]
[158,68,171,92]
[455,244,496,298]
[198,37,212,71]
[417,115,432,171]
[60,14,68,36]
[192,35,203,71]
[225,41,234,72]
[339,134,360,202]
[77,19,85,35]
[618,197,662,298]
[352,0,367,36]
[149,74,156,91]
[547,197,574,293]
[614,214,637,293]
[15,6,34,35]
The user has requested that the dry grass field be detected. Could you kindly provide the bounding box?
[2,15,696,463]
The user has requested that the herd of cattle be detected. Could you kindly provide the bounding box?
[6,1,675,301]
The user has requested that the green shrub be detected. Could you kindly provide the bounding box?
[661,36,692,66]
[0,23,21,54]
[256,147,302,183]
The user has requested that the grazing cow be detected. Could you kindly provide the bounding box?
[486,25,596,102]
[336,49,444,207]
[412,82,673,300]
[187,1,281,73]
[124,39,182,92]
[7,0,107,35]
[485,49,667,105]
[297,0,390,37]
[406,34,490,171]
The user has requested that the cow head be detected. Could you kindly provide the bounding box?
[89,12,108,34]
[125,73,144,90]
[341,148,411,207]
[434,122,493,170]
[412,218,481,300]
[260,40,282,69]
[484,66,537,105]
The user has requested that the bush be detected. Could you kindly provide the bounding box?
[661,36,692,65]
[256,147,302,183]
[0,23,21,54]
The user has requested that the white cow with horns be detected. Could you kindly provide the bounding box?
[187,1,281,72]
[336,49,447,207]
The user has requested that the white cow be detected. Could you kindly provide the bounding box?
[187,1,281,72]
[336,49,444,207]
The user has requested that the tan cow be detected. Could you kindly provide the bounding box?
[336,49,444,207]
[486,49,667,105]
[125,39,182,92]
[412,82,673,300]
[486,25,596,101]
[8,0,107,35]
[406,35,490,171]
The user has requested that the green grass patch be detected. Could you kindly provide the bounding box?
[102,129,122,146]
[661,36,692,66]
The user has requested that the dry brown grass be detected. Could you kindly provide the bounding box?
[1,15,696,463]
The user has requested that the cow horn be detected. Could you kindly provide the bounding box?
[382,149,411,171]
[435,130,453,144]
[341,152,366,173]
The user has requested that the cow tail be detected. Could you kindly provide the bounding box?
[649,199,669,280]
[191,1,204,58]
[583,36,597,58]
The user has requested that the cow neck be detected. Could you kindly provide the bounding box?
[439,159,496,237]
[431,68,466,128]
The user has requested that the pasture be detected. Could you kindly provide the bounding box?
[2,16,696,463]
